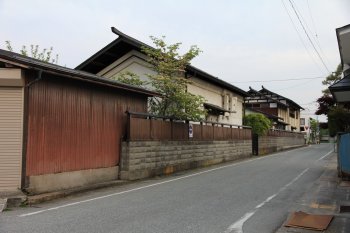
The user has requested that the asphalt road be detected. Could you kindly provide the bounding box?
[0,144,334,233]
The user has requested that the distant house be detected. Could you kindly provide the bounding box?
[75,27,249,125]
[329,24,350,103]
[245,107,283,128]
[244,86,304,131]
[0,49,156,194]
[299,114,311,141]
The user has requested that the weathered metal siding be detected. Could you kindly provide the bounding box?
[26,75,147,176]
[0,87,23,191]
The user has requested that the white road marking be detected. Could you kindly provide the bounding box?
[224,212,255,233]
[316,150,333,162]
[19,146,313,218]
[18,150,294,217]
[224,168,309,233]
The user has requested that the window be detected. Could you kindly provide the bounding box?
[232,97,237,111]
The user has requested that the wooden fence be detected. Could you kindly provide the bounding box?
[126,112,252,141]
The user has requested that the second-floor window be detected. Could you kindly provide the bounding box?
[289,111,295,118]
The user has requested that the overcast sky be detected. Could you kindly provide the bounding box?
[1,0,349,121]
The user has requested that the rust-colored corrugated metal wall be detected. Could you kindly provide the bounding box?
[26,74,147,176]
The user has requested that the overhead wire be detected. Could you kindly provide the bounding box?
[281,0,323,73]
[232,76,324,83]
[272,78,315,91]
[287,0,330,73]
[293,0,332,67]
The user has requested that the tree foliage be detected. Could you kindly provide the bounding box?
[315,94,335,115]
[113,71,146,87]
[322,64,342,94]
[309,118,319,143]
[140,36,206,121]
[5,41,59,64]
[243,113,271,136]
[316,64,344,115]
[328,106,350,137]
[315,64,350,136]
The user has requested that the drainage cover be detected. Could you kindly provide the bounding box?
[285,211,333,231]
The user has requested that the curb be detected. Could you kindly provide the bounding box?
[27,180,130,205]
[275,152,350,232]
[0,198,7,212]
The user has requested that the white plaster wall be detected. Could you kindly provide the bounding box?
[97,50,244,125]
[188,77,244,125]
[97,51,156,90]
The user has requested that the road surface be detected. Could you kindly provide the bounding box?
[0,144,334,233]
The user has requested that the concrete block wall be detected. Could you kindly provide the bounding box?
[120,140,252,180]
[258,136,305,155]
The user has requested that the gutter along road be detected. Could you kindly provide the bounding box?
[0,144,333,233]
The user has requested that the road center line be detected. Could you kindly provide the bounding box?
[316,150,334,162]
[224,168,309,233]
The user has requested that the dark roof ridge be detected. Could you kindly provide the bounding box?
[112,27,248,96]
[111,27,150,49]
[77,26,248,97]
[0,49,158,97]
[260,85,304,109]
[247,86,288,107]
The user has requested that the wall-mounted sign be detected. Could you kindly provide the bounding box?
[189,123,193,138]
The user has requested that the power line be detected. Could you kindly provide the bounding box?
[232,76,324,83]
[272,78,315,91]
[281,0,323,73]
[307,0,318,39]
[288,0,330,73]
[293,0,332,68]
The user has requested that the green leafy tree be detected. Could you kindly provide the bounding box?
[140,36,206,121]
[5,41,59,64]
[315,64,350,136]
[316,64,349,115]
[322,64,342,94]
[244,113,271,136]
[113,71,146,87]
[309,118,319,143]
[328,106,350,137]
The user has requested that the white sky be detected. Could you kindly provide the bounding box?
[1,0,349,121]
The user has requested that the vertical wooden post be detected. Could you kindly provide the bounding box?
[150,117,153,140]
[200,122,203,140]
[212,123,215,140]
[126,112,131,142]
[186,120,190,140]
[171,119,174,140]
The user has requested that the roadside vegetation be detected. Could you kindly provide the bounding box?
[115,36,207,121]
[243,113,271,136]
[315,64,350,136]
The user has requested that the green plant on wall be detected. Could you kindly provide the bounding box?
[113,71,146,87]
[141,36,207,121]
[244,113,271,136]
